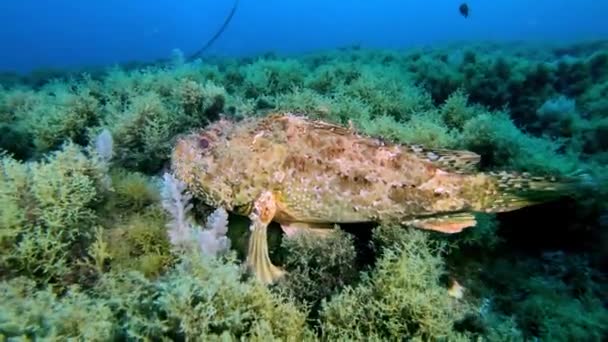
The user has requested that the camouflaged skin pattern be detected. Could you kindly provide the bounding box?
[171,113,495,226]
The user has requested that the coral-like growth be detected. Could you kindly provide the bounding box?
[94,128,114,164]
[198,205,231,257]
[160,172,231,257]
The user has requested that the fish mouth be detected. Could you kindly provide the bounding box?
[172,136,200,176]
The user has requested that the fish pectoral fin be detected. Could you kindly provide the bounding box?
[247,219,286,284]
[280,222,336,239]
[246,191,285,284]
[404,213,477,234]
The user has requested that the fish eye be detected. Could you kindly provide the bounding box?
[198,137,210,149]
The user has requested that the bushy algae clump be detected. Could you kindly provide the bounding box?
[320,226,475,341]
[0,41,606,340]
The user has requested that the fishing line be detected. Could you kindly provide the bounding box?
[188,0,240,61]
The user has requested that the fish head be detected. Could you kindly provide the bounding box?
[171,118,237,207]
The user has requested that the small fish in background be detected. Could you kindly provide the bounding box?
[459,3,470,18]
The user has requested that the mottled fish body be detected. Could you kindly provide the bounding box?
[172,113,576,284]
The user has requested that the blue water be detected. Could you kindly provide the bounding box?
[1,0,607,73]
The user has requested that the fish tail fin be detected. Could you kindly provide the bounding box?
[476,170,583,213]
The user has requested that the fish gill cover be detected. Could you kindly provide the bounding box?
[0,1,607,341]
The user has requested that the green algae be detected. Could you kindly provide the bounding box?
[0,41,606,340]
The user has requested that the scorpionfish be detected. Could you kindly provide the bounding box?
[171,113,577,284]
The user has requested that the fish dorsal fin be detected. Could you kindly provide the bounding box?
[406,144,480,174]
[309,118,354,135]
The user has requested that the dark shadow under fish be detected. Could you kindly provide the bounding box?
[459,3,469,18]
[188,0,240,61]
